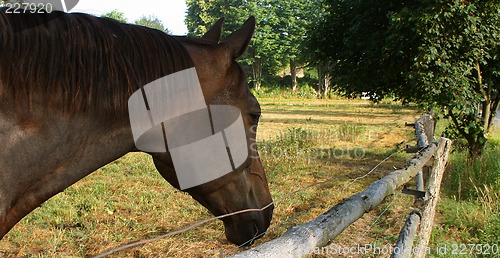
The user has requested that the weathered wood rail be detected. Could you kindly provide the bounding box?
[392,138,451,258]
[392,115,451,258]
[230,114,451,258]
[392,210,421,258]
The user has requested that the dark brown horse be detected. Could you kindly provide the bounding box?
[0,9,273,246]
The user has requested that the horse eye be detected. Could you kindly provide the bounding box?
[249,113,261,124]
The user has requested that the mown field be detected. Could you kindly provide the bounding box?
[1,97,496,257]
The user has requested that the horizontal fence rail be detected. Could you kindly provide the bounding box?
[393,115,451,258]
[231,113,451,258]
[230,143,439,257]
[391,210,422,258]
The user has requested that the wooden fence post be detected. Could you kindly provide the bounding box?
[418,113,435,194]
[414,138,452,258]
[391,116,438,258]
[414,119,428,196]
[420,113,435,144]
[414,114,434,204]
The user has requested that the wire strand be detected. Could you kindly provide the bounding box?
[222,149,403,256]
[93,148,404,257]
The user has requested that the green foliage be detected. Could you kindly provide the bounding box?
[185,0,319,89]
[433,135,500,251]
[258,126,365,170]
[307,0,403,99]
[271,127,317,149]
[101,11,169,33]
[435,196,500,253]
[134,15,170,33]
[295,85,318,99]
[251,85,319,99]
[308,0,500,156]
[477,213,500,244]
[101,9,128,23]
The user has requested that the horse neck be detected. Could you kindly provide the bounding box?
[0,107,134,239]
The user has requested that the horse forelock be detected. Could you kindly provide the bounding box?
[0,9,195,117]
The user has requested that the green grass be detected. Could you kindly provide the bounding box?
[251,85,320,99]
[444,144,500,200]
[429,125,500,257]
[7,97,477,257]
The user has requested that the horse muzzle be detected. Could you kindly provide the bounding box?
[222,202,274,246]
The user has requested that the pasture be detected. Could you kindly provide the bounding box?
[0,97,460,257]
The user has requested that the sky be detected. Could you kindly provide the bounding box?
[71,0,189,35]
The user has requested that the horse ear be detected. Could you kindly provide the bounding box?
[221,16,255,59]
[202,17,225,43]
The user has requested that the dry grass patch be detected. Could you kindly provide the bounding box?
[0,98,421,257]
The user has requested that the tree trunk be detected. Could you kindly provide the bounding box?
[486,73,499,134]
[252,58,262,90]
[476,61,492,134]
[317,65,324,95]
[466,135,485,159]
[483,101,491,133]
[448,109,486,158]
[290,59,297,91]
[491,97,500,126]
[324,72,331,98]
[317,64,332,98]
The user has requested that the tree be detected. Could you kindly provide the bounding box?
[186,0,278,90]
[301,0,330,95]
[309,0,499,157]
[185,0,316,90]
[272,0,317,91]
[135,15,170,33]
[101,10,128,23]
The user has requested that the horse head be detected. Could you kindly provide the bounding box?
[150,17,274,245]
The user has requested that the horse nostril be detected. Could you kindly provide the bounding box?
[223,207,273,246]
[237,220,261,246]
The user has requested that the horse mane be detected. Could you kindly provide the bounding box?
[173,35,218,46]
[0,9,194,116]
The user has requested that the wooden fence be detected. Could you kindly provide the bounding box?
[230,114,452,258]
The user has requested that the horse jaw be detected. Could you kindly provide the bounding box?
[152,153,273,246]
[189,159,273,246]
